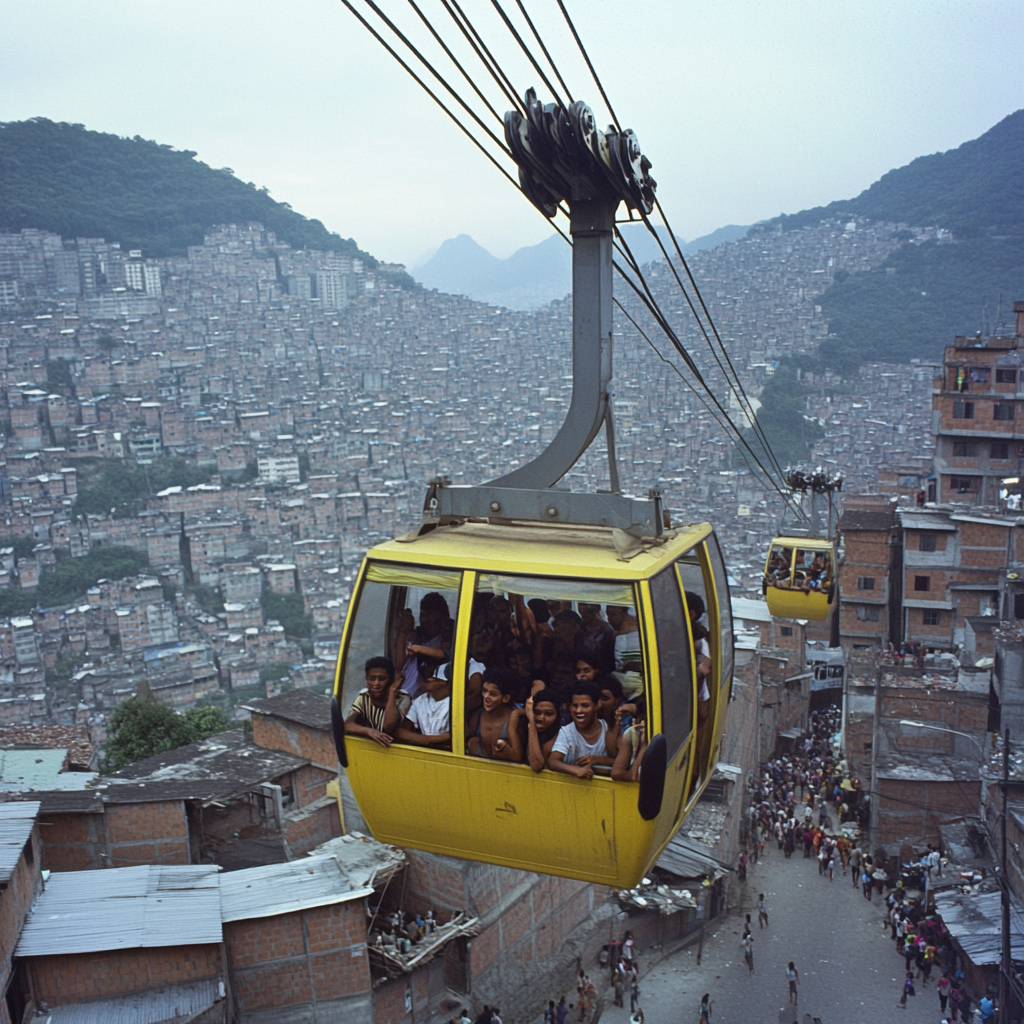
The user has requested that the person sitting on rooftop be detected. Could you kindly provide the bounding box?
[344,656,410,747]
[548,680,617,780]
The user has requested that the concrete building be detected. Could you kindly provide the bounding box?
[931,301,1024,504]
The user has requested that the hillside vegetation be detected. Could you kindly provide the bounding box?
[0,118,377,263]
[772,109,1024,371]
[769,110,1023,238]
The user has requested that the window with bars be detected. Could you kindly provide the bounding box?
[952,441,977,457]
[994,402,1015,421]
[953,401,974,419]
[922,609,941,626]
[997,368,1017,384]
[855,605,881,622]
[914,575,931,592]
[857,576,875,590]
[992,441,1010,459]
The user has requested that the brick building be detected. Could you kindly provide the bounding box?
[837,502,899,650]
[34,730,340,872]
[10,853,380,1023]
[843,658,990,846]
[0,803,41,1024]
[931,301,1024,505]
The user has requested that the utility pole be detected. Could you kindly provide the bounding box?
[1001,726,1011,1024]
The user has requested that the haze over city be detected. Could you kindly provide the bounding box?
[3,0,1022,265]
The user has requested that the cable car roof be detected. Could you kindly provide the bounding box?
[370,520,713,580]
[769,536,835,548]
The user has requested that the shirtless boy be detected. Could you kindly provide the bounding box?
[467,667,524,761]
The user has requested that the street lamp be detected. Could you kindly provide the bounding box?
[899,719,1011,1024]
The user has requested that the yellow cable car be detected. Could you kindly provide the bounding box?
[330,94,735,887]
[762,536,836,621]
[331,520,733,888]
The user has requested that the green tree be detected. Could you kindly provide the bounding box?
[0,118,380,265]
[103,696,230,772]
[743,362,825,469]
[262,591,312,638]
[183,704,230,740]
[46,357,76,395]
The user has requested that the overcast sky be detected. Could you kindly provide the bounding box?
[3,1,1022,267]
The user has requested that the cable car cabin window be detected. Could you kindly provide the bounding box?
[340,563,461,750]
[470,575,640,774]
[674,545,719,783]
[649,565,693,760]
[705,534,734,696]
[792,548,831,593]
[766,543,794,586]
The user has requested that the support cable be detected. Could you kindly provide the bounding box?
[555,0,621,131]
[635,211,790,485]
[514,0,575,103]
[488,0,567,109]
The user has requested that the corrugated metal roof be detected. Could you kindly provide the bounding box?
[16,864,222,957]
[0,801,39,882]
[898,512,956,531]
[0,749,67,791]
[42,979,222,1024]
[312,832,407,888]
[656,831,731,881]
[934,888,1024,965]
[219,854,371,922]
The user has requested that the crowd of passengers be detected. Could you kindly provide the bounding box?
[764,546,831,592]
[343,589,714,780]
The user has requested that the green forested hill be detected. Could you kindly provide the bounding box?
[0,118,376,263]
[771,109,1023,238]
[769,110,1024,372]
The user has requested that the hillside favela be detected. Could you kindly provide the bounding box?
[1,8,1023,1024]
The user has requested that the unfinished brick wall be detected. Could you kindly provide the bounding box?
[251,715,336,769]
[401,852,609,1021]
[291,764,335,808]
[875,777,980,845]
[105,799,189,866]
[38,812,106,871]
[223,899,371,1024]
[27,944,222,1004]
[282,797,342,856]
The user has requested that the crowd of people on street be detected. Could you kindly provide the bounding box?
[451,702,999,1023]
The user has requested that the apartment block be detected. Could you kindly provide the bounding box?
[931,301,1024,504]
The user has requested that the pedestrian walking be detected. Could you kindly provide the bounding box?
[948,980,963,1021]
[757,893,768,929]
[849,845,861,887]
[937,974,950,1015]
[742,932,754,974]
[699,993,713,1023]
[898,971,915,1008]
[862,868,873,900]
[786,962,799,1005]
[630,979,641,1013]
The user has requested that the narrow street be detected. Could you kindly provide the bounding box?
[598,843,946,1024]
